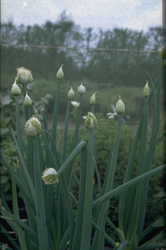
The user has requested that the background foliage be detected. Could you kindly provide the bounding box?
[1,12,162,92]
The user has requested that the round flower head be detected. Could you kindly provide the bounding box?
[56,64,64,80]
[24,92,32,106]
[25,116,42,138]
[78,83,86,95]
[90,91,97,105]
[42,168,59,185]
[143,81,149,97]
[16,67,33,84]
[85,112,97,129]
[11,78,22,96]
[68,87,75,100]
[115,96,125,115]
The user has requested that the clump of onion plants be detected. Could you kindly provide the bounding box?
[0,64,165,250]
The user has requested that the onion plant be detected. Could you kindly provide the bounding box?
[0,62,165,250]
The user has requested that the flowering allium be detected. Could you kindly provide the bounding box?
[42,168,59,185]
[85,112,97,129]
[25,116,42,138]
[16,67,33,84]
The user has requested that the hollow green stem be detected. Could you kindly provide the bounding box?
[62,101,71,162]
[51,79,61,144]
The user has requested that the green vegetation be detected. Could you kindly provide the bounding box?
[0,62,165,250]
[66,119,164,233]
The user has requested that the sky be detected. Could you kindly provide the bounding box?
[2,0,162,32]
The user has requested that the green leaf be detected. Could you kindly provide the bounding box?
[0,208,38,238]
[152,216,166,227]
[58,140,86,176]
[93,165,165,211]
[33,137,49,250]
[0,167,8,174]
[153,191,166,198]
[0,175,9,184]
[92,115,122,250]
[27,82,35,90]
[45,93,53,99]
[117,240,130,250]
[1,95,13,105]
[1,182,10,192]
[1,153,35,210]
[40,97,49,105]
[51,80,61,144]
[0,128,9,136]
[72,131,94,250]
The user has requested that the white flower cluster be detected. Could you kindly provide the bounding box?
[16,66,33,84]
[42,168,59,185]
[25,116,42,138]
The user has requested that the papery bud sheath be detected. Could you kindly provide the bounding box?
[11,79,22,96]
[56,65,64,80]
[68,87,75,100]
[78,83,86,95]
[115,96,125,115]
[143,81,149,97]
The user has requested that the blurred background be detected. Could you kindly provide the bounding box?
[1,0,163,126]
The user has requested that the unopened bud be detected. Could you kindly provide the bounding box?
[16,67,33,84]
[85,112,97,129]
[42,168,59,185]
[68,87,75,100]
[78,83,86,95]
[90,91,97,105]
[143,81,149,97]
[24,92,32,106]
[25,116,42,138]
[115,96,125,115]
[56,64,64,80]
[11,78,22,96]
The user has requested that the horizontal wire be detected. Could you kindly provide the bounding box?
[0,43,159,53]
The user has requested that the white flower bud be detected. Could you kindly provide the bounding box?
[42,168,59,185]
[115,96,125,115]
[68,87,75,100]
[85,112,97,129]
[56,64,64,80]
[78,83,86,95]
[143,81,149,97]
[16,67,33,84]
[11,79,22,96]
[25,116,42,137]
[90,91,97,105]
[24,92,32,106]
